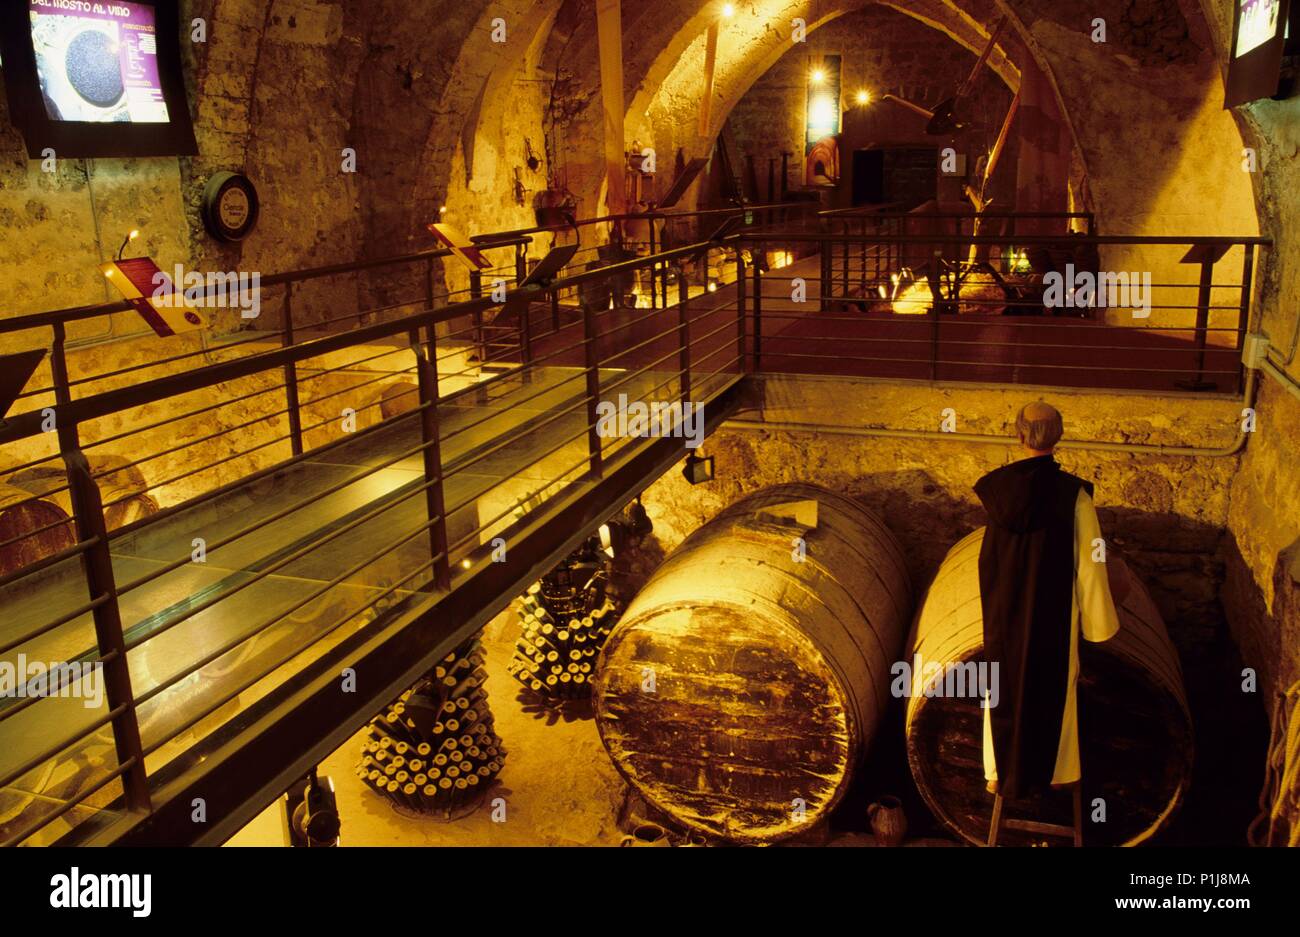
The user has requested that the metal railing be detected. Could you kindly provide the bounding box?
[735,228,1264,394]
[0,221,752,847]
[0,207,1269,845]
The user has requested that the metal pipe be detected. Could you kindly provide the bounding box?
[1262,356,1300,404]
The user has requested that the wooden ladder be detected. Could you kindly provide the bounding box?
[987,782,1083,846]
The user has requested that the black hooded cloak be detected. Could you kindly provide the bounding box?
[974,455,1092,799]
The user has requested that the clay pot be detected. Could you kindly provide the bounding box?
[619,823,671,847]
[868,796,908,847]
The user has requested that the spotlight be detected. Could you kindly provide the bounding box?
[856,90,871,105]
[461,558,472,569]
[722,2,735,17]
[811,69,825,84]
[682,452,715,485]
[284,769,340,847]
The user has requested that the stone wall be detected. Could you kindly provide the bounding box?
[1203,0,1300,712]
[719,5,1017,205]
[1224,378,1300,702]
[0,0,365,337]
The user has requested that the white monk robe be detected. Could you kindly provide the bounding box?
[983,488,1121,786]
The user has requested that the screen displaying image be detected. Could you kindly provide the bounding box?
[27,0,169,123]
[1236,0,1283,58]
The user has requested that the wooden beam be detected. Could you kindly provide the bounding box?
[596,0,627,216]
[698,22,720,140]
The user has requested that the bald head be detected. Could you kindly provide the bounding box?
[1016,401,1063,454]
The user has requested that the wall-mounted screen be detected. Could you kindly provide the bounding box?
[1236,0,1283,57]
[0,0,197,157]
[1225,0,1293,106]
[29,0,170,123]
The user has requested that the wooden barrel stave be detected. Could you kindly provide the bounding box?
[6,454,157,534]
[595,483,912,843]
[904,528,1193,846]
[0,483,75,577]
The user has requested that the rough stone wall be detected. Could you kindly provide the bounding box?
[544,0,1020,219]
[719,5,1016,201]
[1199,0,1300,708]
[1224,379,1300,701]
[640,375,1242,654]
[1001,0,1259,339]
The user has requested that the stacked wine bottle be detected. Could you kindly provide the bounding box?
[357,639,506,819]
[508,587,618,701]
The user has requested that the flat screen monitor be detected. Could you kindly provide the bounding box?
[1225,0,1294,106]
[0,0,197,157]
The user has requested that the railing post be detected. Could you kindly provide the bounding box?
[752,261,763,374]
[57,426,151,812]
[1238,243,1256,395]
[582,302,603,477]
[648,222,659,310]
[520,290,534,368]
[820,229,831,311]
[515,242,528,286]
[410,325,452,591]
[677,273,691,406]
[469,269,486,364]
[841,220,849,300]
[1178,256,1218,391]
[281,284,303,456]
[735,253,748,374]
[859,216,868,295]
[929,252,942,381]
[50,321,72,409]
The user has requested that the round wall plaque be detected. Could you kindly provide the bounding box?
[201,171,260,242]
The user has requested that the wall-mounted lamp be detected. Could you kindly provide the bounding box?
[722,2,735,17]
[856,90,871,105]
[810,68,826,84]
[115,228,140,262]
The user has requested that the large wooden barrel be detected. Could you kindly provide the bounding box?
[8,454,157,532]
[0,483,75,576]
[904,529,1193,846]
[593,484,913,843]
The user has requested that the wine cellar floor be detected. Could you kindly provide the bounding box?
[227,604,629,847]
[223,594,1269,847]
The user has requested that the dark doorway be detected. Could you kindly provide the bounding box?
[852,146,938,209]
[852,149,885,205]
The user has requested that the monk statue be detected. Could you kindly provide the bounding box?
[974,401,1121,799]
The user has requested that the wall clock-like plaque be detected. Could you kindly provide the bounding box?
[201,171,260,242]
